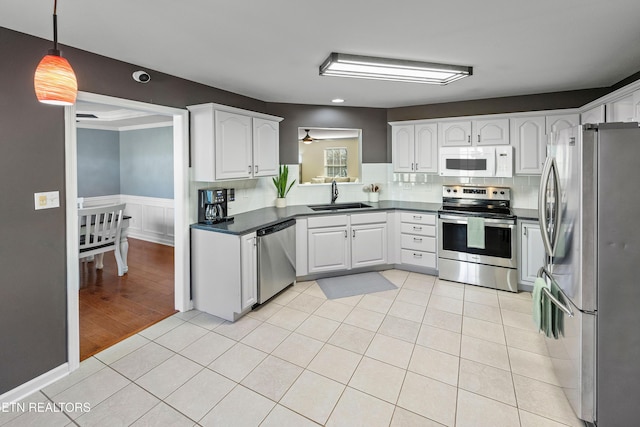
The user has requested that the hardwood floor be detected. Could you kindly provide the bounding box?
[79,238,176,360]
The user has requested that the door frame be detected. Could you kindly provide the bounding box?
[64,92,191,371]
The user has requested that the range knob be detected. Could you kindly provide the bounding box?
[500,191,505,195]
[453,189,458,193]
[493,191,498,195]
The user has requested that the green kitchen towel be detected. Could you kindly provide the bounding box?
[467,217,485,249]
[532,277,548,332]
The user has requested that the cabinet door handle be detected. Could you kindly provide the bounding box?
[411,163,414,171]
[524,227,527,236]
[413,237,423,242]
[253,237,257,247]
[413,215,422,220]
[477,134,481,143]
[413,252,423,258]
[248,165,252,174]
[344,230,347,238]
[255,165,258,174]
[467,135,471,143]
[415,163,418,170]
[413,226,423,231]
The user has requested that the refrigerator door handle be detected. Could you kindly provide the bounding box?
[538,157,556,256]
[537,267,574,317]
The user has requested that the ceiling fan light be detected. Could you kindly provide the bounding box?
[302,129,313,144]
[34,53,78,105]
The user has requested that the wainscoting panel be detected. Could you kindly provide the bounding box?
[82,195,175,246]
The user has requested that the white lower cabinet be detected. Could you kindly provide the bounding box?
[308,226,350,273]
[519,220,545,286]
[240,232,258,310]
[398,212,437,269]
[306,212,388,274]
[351,223,388,268]
[191,228,257,321]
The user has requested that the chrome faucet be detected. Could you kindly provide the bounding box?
[331,180,339,204]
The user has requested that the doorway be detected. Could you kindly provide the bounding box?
[65,92,191,371]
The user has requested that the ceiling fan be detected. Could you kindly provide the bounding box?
[301,129,314,144]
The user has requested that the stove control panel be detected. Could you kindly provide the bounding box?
[442,185,510,201]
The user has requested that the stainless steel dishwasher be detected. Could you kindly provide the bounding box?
[256,218,296,305]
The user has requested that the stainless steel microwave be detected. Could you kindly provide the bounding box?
[439,146,513,177]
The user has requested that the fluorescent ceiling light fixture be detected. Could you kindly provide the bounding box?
[319,53,472,85]
[331,98,345,103]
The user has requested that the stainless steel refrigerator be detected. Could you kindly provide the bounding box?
[539,122,640,426]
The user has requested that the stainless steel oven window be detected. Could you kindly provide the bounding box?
[438,214,517,269]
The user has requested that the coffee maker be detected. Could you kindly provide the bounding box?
[198,188,234,224]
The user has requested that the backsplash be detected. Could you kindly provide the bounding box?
[191,164,540,219]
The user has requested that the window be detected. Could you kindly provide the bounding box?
[324,147,348,177]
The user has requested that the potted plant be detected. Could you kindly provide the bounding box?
[272,164,296,208]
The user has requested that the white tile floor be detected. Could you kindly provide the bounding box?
[0,270,585,427]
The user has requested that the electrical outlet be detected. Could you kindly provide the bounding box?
[34,191,60,210]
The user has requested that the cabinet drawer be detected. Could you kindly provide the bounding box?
[401,249,436,268]
[350,211,387,225]
[307,215,348,228]
[400,223,436,237]
[401,234,436,252]
[400,212,436,225]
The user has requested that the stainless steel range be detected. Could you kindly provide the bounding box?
[438,185,517,292]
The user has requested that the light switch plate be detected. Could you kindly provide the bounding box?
[34,191,60,210]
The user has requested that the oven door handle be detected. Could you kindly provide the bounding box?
[438,214,515,226]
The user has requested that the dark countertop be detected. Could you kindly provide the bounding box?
[191,202,540,235]
[191,201,442,235]
[512,208,539,221]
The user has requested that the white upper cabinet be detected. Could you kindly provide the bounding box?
[187,103,283,182]
[252,118,279,177]
[391,125,415,173]
[607,94,635,123]
[391,123,437,173]
[439,119,509,146]
[581,105,605,125]
[414,124,438,173]
[473,118,510,145]
[546,113,579,135]
[511,116,546,175]
[438,121,472,146]
[215,111,253,180]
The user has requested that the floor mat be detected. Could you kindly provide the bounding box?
[316,271,397,299]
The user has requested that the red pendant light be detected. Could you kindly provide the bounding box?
[34,0,77,105]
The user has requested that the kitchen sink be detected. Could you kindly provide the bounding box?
[308,202,372,211]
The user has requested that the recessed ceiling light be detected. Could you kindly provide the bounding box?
[319,52,472,85]
[331,98,345,103]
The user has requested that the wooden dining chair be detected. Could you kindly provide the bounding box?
[78,203,127,276]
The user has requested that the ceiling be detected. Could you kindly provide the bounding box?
[75,101,172,131]
[2,0,640,108]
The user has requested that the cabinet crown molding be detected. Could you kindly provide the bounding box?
[187,102,283,122]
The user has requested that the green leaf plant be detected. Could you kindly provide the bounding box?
[272,164,296,198]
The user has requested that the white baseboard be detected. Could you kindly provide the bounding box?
[82,194,174,246]
[0,364,69,403]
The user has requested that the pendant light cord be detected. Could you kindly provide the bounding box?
[52,0,59,52]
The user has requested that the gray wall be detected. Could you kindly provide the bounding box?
[120,127,174,199]
[0,26,266,395]
[77,129,121,197]
[265,103,388,164]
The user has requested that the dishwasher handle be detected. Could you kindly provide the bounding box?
[256,218,296,236]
